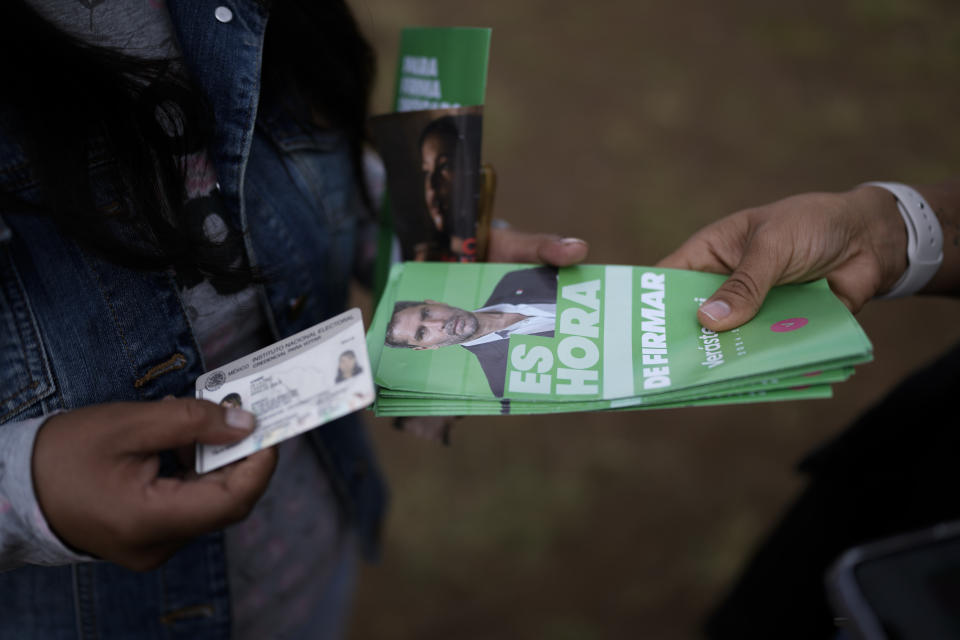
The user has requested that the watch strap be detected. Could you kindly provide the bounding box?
[863,181,943,299]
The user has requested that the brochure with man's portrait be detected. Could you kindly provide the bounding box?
[367,262,874,416]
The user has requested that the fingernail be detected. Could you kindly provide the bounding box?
[559,237,587,245]
[225,407,256,430]
[699,300,731,322]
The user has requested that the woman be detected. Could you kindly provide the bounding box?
[0,1,588,637]
[0,1,384,637]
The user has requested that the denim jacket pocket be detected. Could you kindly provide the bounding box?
[256,115,357,229]
[0,216,55,423]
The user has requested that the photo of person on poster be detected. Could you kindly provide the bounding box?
[418,115,466,258]
[384,266,557,397]
[370,106,483,262]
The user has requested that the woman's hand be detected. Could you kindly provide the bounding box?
[33,398,277,571]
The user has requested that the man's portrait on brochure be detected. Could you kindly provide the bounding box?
[385,266,557,397]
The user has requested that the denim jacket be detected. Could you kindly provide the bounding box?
[0,1,385,637]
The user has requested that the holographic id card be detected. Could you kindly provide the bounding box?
[195,308,373,474]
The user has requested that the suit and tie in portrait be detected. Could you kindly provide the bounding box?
[384,266,559,398]
[461,266,557,397]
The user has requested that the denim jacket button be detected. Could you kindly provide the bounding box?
[214,6,233,23]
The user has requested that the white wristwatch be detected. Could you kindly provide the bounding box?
[863,181,943,299]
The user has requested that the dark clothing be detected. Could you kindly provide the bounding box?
[480,265,559,306]
[704,341,960,639]
[0,1,385,637]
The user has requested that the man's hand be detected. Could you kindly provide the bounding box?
[657,186,907,332]
[33,398,277,571]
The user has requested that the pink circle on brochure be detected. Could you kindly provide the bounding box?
[770,317,808,332]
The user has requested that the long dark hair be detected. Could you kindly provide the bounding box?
[0,0,375,283]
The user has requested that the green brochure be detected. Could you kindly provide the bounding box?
[372,27,493,301]
[372,386,837,417]
[367,262,873,416]
[392,27,492,112]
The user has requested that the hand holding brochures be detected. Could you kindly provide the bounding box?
[367,262,872,416]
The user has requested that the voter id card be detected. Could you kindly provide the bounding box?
[194,308,374,473]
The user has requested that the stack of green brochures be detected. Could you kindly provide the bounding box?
[366,262,873,416]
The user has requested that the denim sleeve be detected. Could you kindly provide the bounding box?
[0,415,93,570]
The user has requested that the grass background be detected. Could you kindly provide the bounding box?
[345,1,960,637]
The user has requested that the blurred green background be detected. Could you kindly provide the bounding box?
[345,1,960,638]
